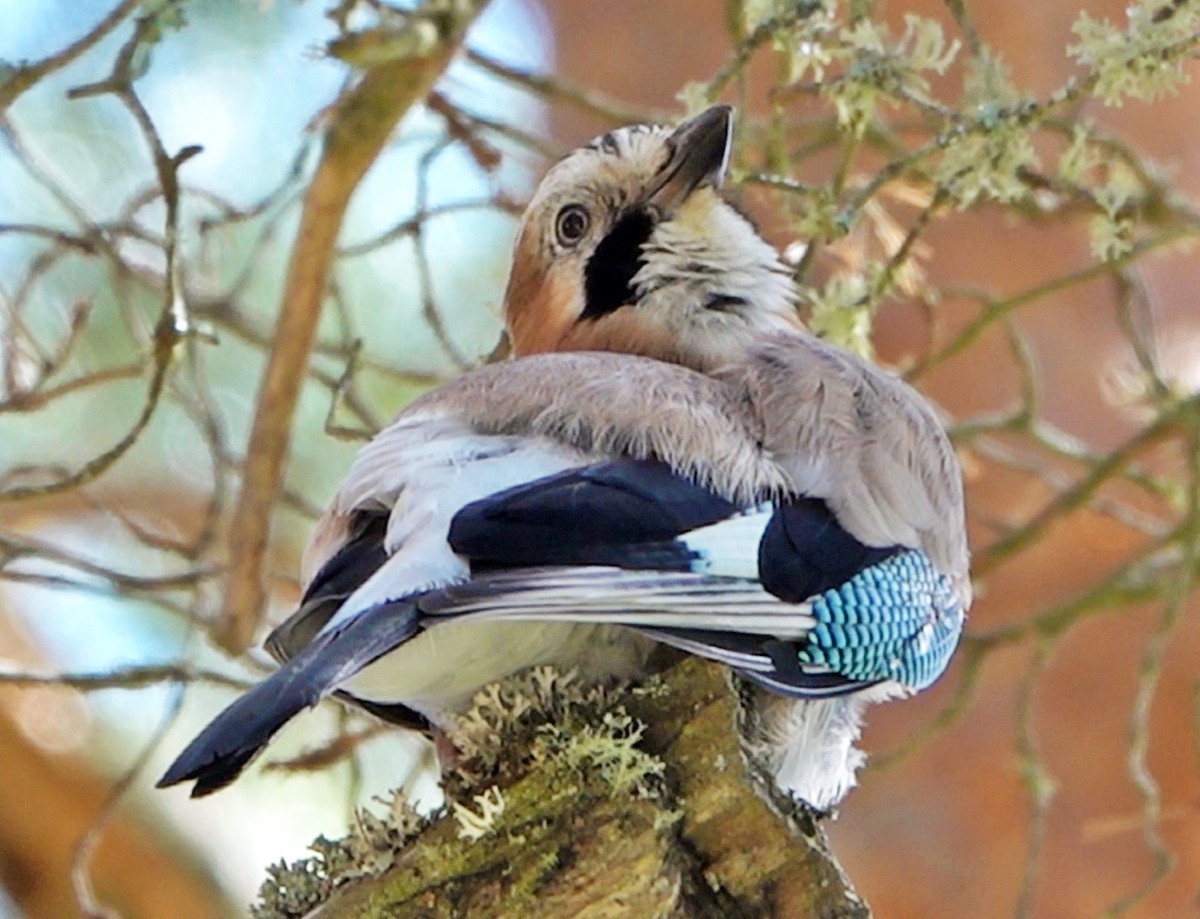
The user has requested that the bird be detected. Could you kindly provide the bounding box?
[158,105,969,810]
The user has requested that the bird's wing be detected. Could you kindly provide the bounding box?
[737,333,971,604]
[418,459,962,698]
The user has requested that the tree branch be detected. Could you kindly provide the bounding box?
[0,0,141,116]
[258,659,870,919]
[219,0,490,653]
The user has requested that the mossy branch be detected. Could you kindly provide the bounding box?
[256,659,869,919]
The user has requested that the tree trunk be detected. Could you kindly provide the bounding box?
[261,659,870,919]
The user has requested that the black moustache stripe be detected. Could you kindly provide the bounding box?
[581,209,655,321]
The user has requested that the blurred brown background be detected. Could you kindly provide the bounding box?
[2,1,1198,917]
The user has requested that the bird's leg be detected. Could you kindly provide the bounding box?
[431,724,462,773]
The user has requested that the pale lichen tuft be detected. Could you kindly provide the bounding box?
[1069,0,1200,106]
[249,791,430,919]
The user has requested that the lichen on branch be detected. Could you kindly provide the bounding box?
[251,660,869,919]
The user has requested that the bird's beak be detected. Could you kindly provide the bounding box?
[645,104,733,217]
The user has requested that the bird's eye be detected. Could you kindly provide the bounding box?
[555,205,590,246]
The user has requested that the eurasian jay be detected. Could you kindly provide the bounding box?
[159,106,969,811]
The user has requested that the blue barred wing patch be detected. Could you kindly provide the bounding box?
[799,550,963,690]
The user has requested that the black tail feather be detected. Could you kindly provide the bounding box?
[158,601,420,797]
[156,668,320,796]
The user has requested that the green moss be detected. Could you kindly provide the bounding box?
[259,667,674,918]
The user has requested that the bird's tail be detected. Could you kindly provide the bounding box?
[157,601,419,797]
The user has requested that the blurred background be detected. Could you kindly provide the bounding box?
[1,1,1198,916]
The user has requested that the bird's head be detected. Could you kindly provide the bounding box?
[503,105,801,372]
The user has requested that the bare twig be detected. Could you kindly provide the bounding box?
[0,0,141,115]
[0,664,251,692]
[464,48,652,124]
